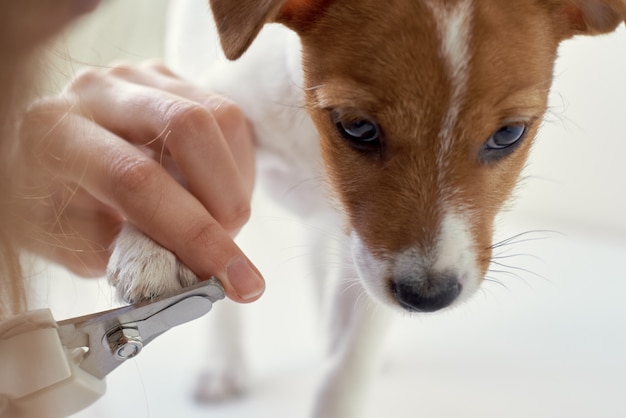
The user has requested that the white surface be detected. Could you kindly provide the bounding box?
[26,6,626,418]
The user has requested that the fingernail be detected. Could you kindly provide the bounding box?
[227,257,265,301]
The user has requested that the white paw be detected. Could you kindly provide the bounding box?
[194,363,249,403]
[107,223,198,303]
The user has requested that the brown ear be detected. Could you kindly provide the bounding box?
[552,0,626,39]
[209,0,287,60]
[209,0,331,60]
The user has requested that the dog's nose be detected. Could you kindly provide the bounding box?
[390,273,461,313]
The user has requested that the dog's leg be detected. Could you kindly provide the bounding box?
[107,223,198,302]
[313,261,393,418]
[194,300,249,402]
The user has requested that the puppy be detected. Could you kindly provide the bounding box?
[109,0,626,416]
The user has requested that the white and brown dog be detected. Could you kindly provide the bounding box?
[108,0,626,416]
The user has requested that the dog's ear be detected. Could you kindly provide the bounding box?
[550,0,626,39]
[209,0,286,60]
[209,0,329,60]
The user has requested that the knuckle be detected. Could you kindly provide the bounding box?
[210,96,247,125]
[144,61,174,75]
[108,154,160,199]
[105,63,136,79]
[160,100,216,144]
[163,100,214,129]
[67,68,104,93]
[184,221,226,256]
[220,201,251,233]
[206,96,253,143]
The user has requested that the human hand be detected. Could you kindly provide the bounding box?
[16,63,264,303]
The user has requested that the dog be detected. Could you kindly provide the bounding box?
[108,0,626,416]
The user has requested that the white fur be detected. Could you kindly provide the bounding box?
[107,223,197,302]
[432,211,481,302]
[427,0,474,170]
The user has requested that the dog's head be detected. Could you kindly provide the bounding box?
[209,0,625,312]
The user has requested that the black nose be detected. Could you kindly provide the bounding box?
[390,273,461,313]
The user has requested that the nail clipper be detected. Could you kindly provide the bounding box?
[0,278,224,418]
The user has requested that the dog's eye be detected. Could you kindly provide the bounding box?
[486,124,526,150]
[332,111,382,152]
[481,123,528,163]
[338,119,379,142]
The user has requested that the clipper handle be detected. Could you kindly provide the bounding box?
[0,309,106,418]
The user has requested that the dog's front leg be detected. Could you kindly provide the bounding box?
[313,264,393,418]
[194,300,249,401]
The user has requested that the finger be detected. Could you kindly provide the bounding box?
[105,63,212,103]
[104,65,256,197]
[21,103,265,302]
[66,72,253,235]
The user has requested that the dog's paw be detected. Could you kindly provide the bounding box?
[107,223,198,303]
[194,363,249,403]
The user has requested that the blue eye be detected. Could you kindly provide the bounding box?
[339,120,378,142]
[486,124,527,150]
[332,111,382,150]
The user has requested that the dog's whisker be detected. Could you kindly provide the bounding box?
[490,229,561,249]
[341,280,364,298]
[485,268,530,284]
[354,288,377,316]
[489,260,547,281]
[490,252,545,263]
[482,277,512,293]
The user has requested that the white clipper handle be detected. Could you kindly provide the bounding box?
[0,309,106,418]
